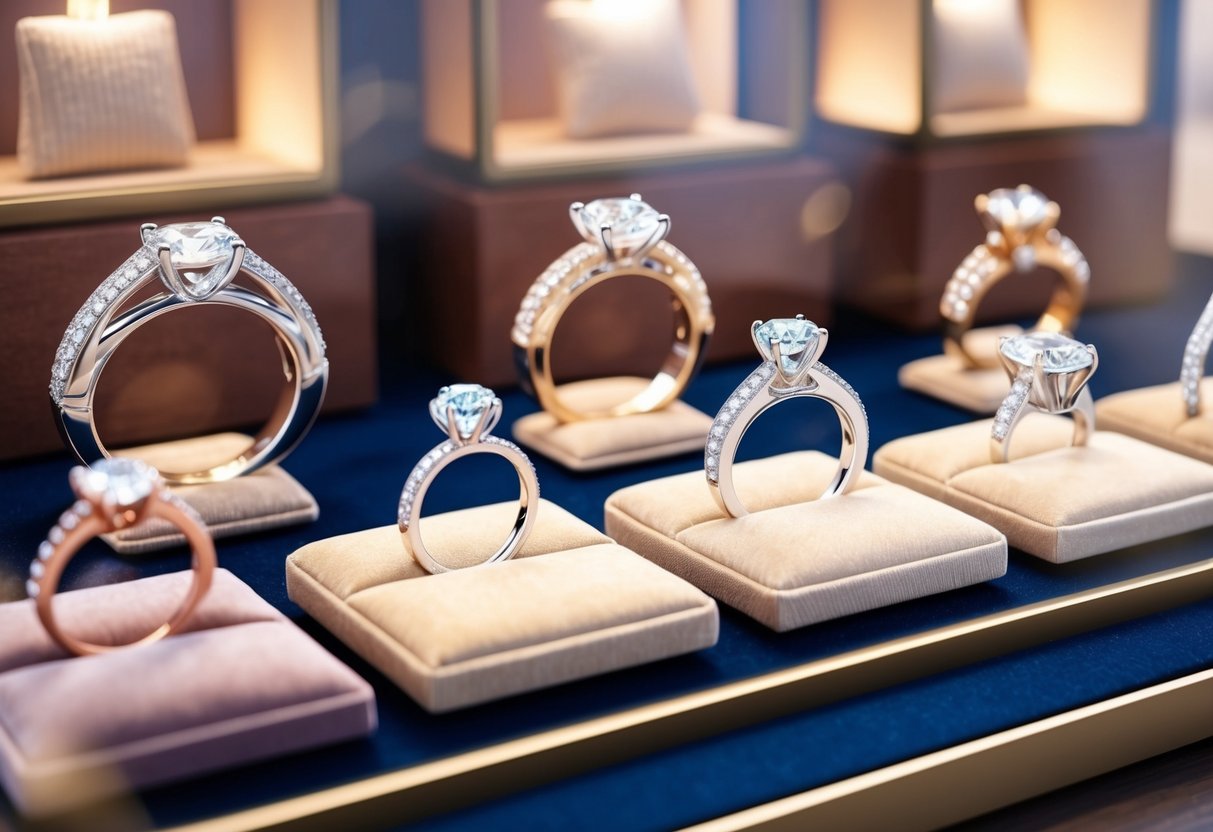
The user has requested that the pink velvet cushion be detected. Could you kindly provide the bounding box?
[0,570,376,816]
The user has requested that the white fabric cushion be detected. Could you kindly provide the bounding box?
[931,0,1030,113]
[544,0,701,139]
[16,10,195,179]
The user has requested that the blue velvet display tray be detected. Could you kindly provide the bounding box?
[1,267,1211,828]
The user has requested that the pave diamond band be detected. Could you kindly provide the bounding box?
[512,195,714,424]
[989,332,1098,463]
[28,459,216,656]
[398,385,540,574]
[707,316,869,518]
[1180,291,1213,417]
[941,185,1089,370]
[51,219,328,485]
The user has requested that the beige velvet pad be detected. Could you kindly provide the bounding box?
[1096,380,1213,464]
[512,377,713,470]
[101,433,318,554]
[898,325,1024,414]
[0,569,375,816]
[604,452,1007,632]
[286,499,719,712]
[873,417,1213,563]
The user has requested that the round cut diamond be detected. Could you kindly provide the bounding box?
[578,197,661,253]
[74,458,158,507]
[153,222,237,269]
[1000,332,1093,373]
[753,317,820,374]
[983,186,1051,233]
[433,384,496,438]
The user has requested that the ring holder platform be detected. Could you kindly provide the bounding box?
[873,416,1213,563]
[512,377,713,471]
[604,451,1007,632]
[103,432,318,554]
[286,499,719,713]
[1096,380,1213,464]
[0,569,376,816]
[898,324,1023,414]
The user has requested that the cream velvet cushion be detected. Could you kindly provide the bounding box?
[544,0,701,138]
[287,500,719,712]
[513,377,712,470]
[0,570,375,816]
[1097,380,1213,464]
[103,433,318,554]
[931,0,1030,113]
[16,10,195,179]
[873,417,1213,562]
[898,325,1023,414]
[605,452,1007,631]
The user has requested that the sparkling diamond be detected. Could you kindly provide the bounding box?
[37,541,52,561]
[983,186,1051,234]
[432,384,496,439]
[72,458,158,507]
[577,197,662,254]
[753,317,821,375]
[26,579,39,599]
[1000,332,1094,373]
[29,561,44,579]
[153,222,237,268]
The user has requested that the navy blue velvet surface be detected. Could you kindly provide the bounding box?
[0,262,1211,827]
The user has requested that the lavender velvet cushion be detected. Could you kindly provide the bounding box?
[0,569,375,816]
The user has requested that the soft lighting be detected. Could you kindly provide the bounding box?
[66,0,109,21]
[585,0,659,22]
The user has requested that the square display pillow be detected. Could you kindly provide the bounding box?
[544,0,701,138]
[931,0,1030,113]
[16,10,196,179]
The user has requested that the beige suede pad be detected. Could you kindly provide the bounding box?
[286,500,719,712]
[103,433,319,554]
[873,416,1213,562]
[1097,380,1213,464]
[604,452,1007,632]
[898,325,1023,413]
[512,377,713,470]
[0,569,375,816]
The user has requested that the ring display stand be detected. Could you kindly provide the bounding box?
[604,451,1007,632]
[512,377,713,471]
[899,324,1023,413]
[102,432,318,554]
[873,416,1213,562]
[0,569,376,816]
[286,499,719,713]
[1096,380,1213,464]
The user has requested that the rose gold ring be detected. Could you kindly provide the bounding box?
[940,185,1090,370]
[26,458,216,656]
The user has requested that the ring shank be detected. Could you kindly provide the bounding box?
[521,245,713,423]
[400,441,540,574]
[990,386,1095,463]
[36,497,216,656]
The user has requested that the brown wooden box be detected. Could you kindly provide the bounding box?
[826,125,1174,330]
[0,196,377,462]
[406,157,839,386]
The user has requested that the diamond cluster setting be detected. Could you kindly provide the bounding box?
[982,186,1051,233]
[510,240,710,348]
[397,436,537,529]
[49,244,326,405]
[1181,295,1213,416]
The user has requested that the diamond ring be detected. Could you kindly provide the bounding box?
[512,195,714,423]
[398,385,540,573]
[706,316,869,518]
[941,185,1090,369]
[51,218,328,485]
[27,459,217,656]
[1180,290,1213,417]
[989,332,1098,463]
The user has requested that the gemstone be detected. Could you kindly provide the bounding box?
[433,384,496,438]
[753,317,820,375]
[578,197,662,254]
[982,186,1051,233]
[152,222,237,269]
[1000,332,1094,373]
[73,458,158,507]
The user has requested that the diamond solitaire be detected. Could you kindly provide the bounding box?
[753,317,821,376]
[153,221,238,268]
[981,186,1051,235]
[999,332,1095,373]
[70,458,157,510]
[571,195,669,260]
[431,384,498,439]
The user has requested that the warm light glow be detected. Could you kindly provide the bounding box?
[66,0,109,20]
[585,0,660,22]
[933,0,1005,18]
